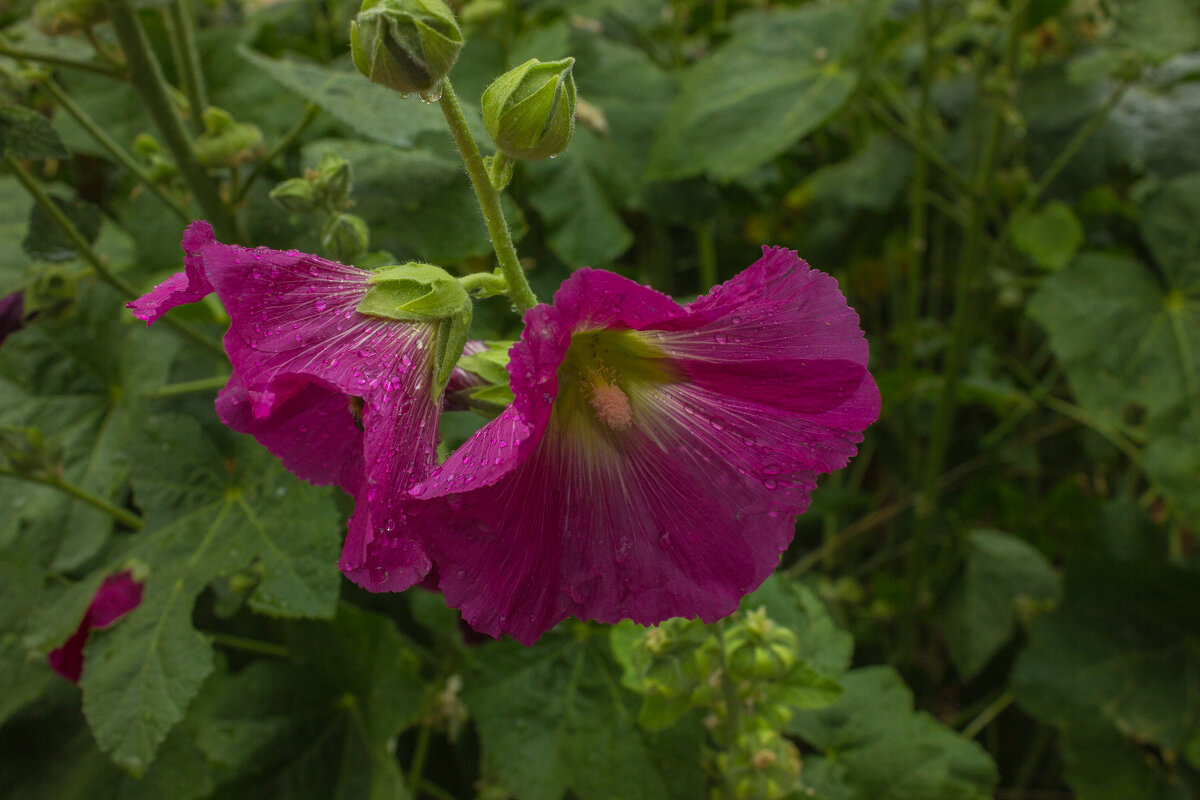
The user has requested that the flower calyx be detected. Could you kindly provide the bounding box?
[357,262,472,392]
[482,57,577,161]
[350,0,464,95]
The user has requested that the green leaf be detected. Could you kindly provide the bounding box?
[525,152,633,268]
[79,415,342,773]
[0,103,69,159]
[1008,202,1084,271]
[645,3,876,180]
[22,194,102,262]
[1110,0,1200,62]
[1138,172,1200,288]
[1028,252,1197,425]
[465,629,704,800]
[801,134,911,212]
[1012,556,1200,800]
[933,529,1061,678]
[191,606,428,799]
[789,666,998,800]
[0,285,178,571]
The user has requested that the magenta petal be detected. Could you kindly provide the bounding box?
[127,221,216,324]
[412,253,879,644]
[48,571,143,682]
[130,223,448,593]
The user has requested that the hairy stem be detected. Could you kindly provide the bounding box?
[102,0,238,241]
[6,156,224,356]
[0,40,124,77]
[164,0,208,133]
[0,466,143,528]
[40,76,190,221]
[437,79,538,313]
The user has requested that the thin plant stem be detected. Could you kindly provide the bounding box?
[0,466,143,528]
[39,76,190,221]
[207,631,290,658]
[102,0,238,242]
[712,620,741,744]
[418,780,457,800]
[787,417,1075,577]
[866,95,973,198]
[0,41,125,77]
[164,0,209,133]
[5,156,225,356]
[458,271,508,297]
[437,78,537,312]
[911,6,1023,648]
[961,690,1014,740]
[233,102,321,206]
[408,724,432,793]
[1026,80,1131,207]
[144,374,230,398]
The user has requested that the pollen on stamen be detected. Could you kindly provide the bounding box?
[587,370,632,430]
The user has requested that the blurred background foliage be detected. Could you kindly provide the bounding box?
[1,0,1199,798]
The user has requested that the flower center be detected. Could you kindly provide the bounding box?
[556,329,675,437]
[585,369,632,430]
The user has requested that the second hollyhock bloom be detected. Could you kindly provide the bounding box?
[49,571,143,682]
[410,247,880,644]
[129,221,442,591]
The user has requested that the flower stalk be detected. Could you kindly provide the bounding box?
[436,78,537,313]
[101,0,238,242]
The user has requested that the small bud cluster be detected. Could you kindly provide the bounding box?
[620,607,839,800]
[270,153,372,264]
[192,107,263,169]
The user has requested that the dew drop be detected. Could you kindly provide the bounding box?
[314,300,328,311]
[714,332,728,344]
[710,416,726,430]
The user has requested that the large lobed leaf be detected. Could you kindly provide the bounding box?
[79,415,342,774]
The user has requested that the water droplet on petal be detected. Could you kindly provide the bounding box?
[314,300,327,311]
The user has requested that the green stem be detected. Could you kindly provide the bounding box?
[459,270,508,298]
[40,76,190,221]
[0,41,125,77]
[911,7,1022,642]
[6,156,225,356]
[712,620,742,747]
[407,724,432,793]
[961,690,1014,740]
[164,0,208,133]
[899,0,936,438]
[1026,80,1131,207]
[144,374,230,398]
[102,0,238,242]
[417,780,457,800]
[0,466,143,528]
[866,95,972,197]
[207,631,290,658]
[436,79,537,313]
[233,102,321,206]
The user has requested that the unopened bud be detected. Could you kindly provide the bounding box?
[193,107,263,168]
[482,57,576,160]
[269,177,320,213]
[322,213,371,263]
[350,0,464,94]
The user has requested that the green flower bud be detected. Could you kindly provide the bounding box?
[716,729,802,800]
[357,262,473,392]
[322,213,371,264]
[32,0,106,35]
[316,152,354,204]
[193,107,263,168]
[350,0,464,95]
[725,607,799,682]
[269,177,321,213]
[482,57,577,161]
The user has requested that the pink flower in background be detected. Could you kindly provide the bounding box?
[49,572,143,682]
[410,248,880,644]
[129,221,441,591]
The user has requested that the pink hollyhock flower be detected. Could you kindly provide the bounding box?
[128,221,442,591]
[49,571,143,682]
[410,248,880,644]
